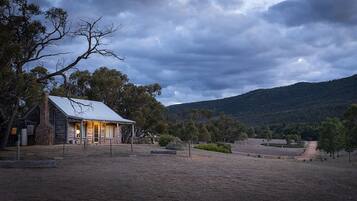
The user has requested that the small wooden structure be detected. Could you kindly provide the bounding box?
[22,94,135,146]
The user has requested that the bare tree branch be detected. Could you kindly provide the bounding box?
[20,8,70,66]
[37,17,123,82]
[58,71,92,114]
[27,52,70,62]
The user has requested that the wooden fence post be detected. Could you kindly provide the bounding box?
[131,124,134,152]
[110,138,112,157]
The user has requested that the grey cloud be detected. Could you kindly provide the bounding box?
[266,0,357,26]
[27,0,357,105]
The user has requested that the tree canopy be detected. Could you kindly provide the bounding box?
[318,118,345,158]
[52,67,166,140]
[343,104,357,161]
[168,110,247,143]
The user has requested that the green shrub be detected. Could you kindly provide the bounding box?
[216,142,232,150]
[159,134,175,147]
[194,143,232,153]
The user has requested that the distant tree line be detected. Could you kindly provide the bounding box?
[166,110,248,143]
[253,123,319,141]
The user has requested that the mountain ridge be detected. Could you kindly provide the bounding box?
[167,74,357,126]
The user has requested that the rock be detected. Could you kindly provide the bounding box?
[150,150,176,155]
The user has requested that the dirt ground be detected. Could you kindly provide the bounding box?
[232,138,305,157]
[0,144,357,201]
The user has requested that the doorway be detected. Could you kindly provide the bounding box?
[106,125,114,140]
[94,123,99,143]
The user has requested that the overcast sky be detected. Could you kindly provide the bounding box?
[31,0,357,105]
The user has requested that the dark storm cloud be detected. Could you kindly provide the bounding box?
[266,0,357,26]
[29,0,357,105]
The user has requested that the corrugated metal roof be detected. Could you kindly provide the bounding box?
[49,95,134,124]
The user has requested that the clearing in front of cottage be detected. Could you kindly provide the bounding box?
[0,144,356,201]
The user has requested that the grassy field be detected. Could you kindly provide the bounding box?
[0,144,356,201]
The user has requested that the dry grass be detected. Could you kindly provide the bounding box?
[232,138,305,157]
[0,144,356,201]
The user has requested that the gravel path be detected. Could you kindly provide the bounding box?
[295,141,319,161]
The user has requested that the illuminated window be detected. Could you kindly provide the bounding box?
[106,125,114,139]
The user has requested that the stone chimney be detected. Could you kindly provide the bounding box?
[35,92,54,145]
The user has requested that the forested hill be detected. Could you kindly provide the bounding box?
[167,74,357,126]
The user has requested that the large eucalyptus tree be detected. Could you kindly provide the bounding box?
[0,0,120,148]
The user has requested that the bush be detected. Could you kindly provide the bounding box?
[159,134,175,147]
[194,143,232,153]
[166,137,185,150]
[216,142,232,150]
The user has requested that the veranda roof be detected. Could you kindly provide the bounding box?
[49,95,135,124]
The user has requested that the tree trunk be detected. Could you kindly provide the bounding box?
[348,151,351,163]
[0,103,19,149]
[188,140,191,158]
